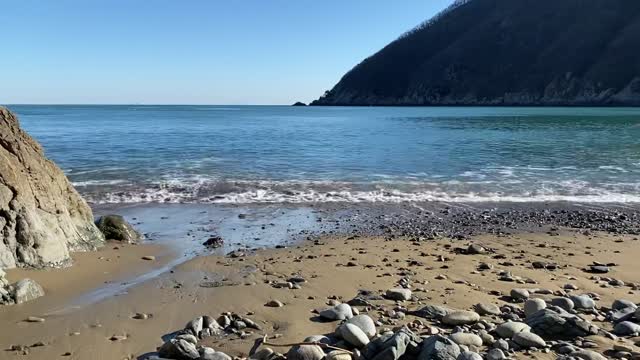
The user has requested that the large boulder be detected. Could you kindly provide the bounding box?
[525,307,598,339]
[0,107,104,269]
[96,214,141,243]
[13,278,45,304]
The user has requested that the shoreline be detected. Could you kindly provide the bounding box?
[1,201,639,359]
[1,227,638,359]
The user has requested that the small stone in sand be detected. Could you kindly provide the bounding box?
[265,300,284,307]
[385,288,412,301]
[26,316,45,323]
[141,255,155,261]
[132,313,149,320]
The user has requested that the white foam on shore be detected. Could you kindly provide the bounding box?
[87,186,640,204]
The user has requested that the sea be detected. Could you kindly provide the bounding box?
[9,104,640,205]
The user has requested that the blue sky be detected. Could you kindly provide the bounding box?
[2,0,452,105]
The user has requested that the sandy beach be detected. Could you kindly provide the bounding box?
[2,222,639,359]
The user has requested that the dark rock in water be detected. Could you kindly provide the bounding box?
[0,107,105,269]
[525,307,598,339]
[96,215,141,243]
[311,1,640,106]
[203,236,224,249]
[292,102,307,106]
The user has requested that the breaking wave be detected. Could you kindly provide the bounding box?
[78,178,640,204]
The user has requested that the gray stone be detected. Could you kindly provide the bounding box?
[0,107,105,269]
[614,321,640,336]
[385,288,412,301]
[442,311,480,326]
[13,279,45,304]
[303,335,332,344]
[610,306,636,323]
[495,321,530,338]
[570,295,596,310]
[524,298,546,318]
[456,352,482,360]
[265,300,284,308]
[493,339,509,351]
[419,335,461,360]
[158,339,200,360]
[588,265,610,274]
[486,349,506,360]
[612,299,637,311]
[474,303,501,316]
[184,316,203,337]
[572,350,607,360]
[467,244,486,254]
[326,350,351,360]
[363,327,420,360]
[525,307,598,338]
[175,333,198,345]
[286,345,325,360]
[551,297,575,312]
[512,331,546,348]
[340,323,369,348]
[449,333,482,347]
[320,303,353,321]
[510,288,530,301]
[411,304,453,320]
[343,315,376,338]
[201,350,232,360]
[96,215,141,243]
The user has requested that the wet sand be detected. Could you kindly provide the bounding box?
[1,227,639,359]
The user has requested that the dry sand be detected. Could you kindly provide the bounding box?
[1,230,639,359]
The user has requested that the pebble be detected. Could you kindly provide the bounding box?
[320,303,353,321]
[457,351,483,360]
[442,310,480,326]
[572,350,607,360]
[141,255,155,261]
[614,321,640,336]
[265,300,284,307]
[385,288,412,301]
[343,314,376,338]
[449,332,483,347]
[524,298,546,318]
[26,316,45,323]
[495,321,531,338]
[512,331,546,348]
[474,303,501,316]
[510,288,530,301]
[340,323,370,348]
[486,348,506,360]
[570,295,596,310]
[551,297,575,311]
[286,345,325,360]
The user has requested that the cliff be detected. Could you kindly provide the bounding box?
[312,0,640,106]
[0,107,104,269]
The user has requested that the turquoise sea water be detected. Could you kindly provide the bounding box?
[8,105,640,203]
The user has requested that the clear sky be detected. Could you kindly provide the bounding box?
[2,0,453,105]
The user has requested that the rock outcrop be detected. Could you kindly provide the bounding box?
[96,214,142,243]
[0,106,104,269]
[312,0,640,106]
